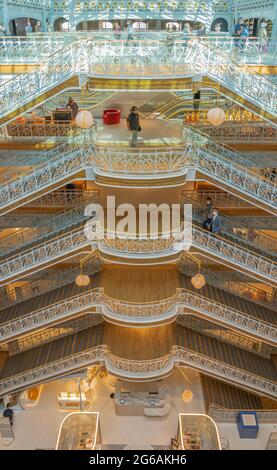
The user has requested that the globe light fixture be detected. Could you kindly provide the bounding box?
[75,110,94,129]
[182,389,193,403]
[191,273,206,289]
[207,107,225,126]
[75,273,90,287]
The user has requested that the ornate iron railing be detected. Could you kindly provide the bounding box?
[0,222,276,285]
[0,190,100,255]
[0,34,276,65]
[185,40,277,117]
[1,121,86,141]
[182,190,252,209]
[0,345,108,396]
[0,287,275,345]
[191,226,277,284]
[94,146,187,177]
[173,346,277,398]
[0,39,276,125]
[178,256,277,311]
[28,189,99,208]
[194,123,277,144]
[183,194,277,256]
[0,143,95,214]
[208,404,277,423]
[94,140,277,213]
[0,259,102,311]
[184,131,277,212]
[0,345,276,397]
[0,225,92,283]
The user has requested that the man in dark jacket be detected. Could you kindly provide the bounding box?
[211,208,222,236]
[202,197,213,230]
[127,106,140,147]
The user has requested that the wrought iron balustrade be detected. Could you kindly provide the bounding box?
[0,286,275,345]
[208,404,277,423]
[0,345,276,398]
[194,123,277,144]
[0,257,102,311]
[173,346,277,398]
[183,194,277,256]
[0,221,276,285]
[0,345,108,396]
[0,143,95,213]
[28,189,99,208]
[0,225,92,283]
[184,133,277,212]
[0,34,276,65]
[0,194,99,255]
[178,256,277,311]
[181,190,252,209]
[1,38,276,125]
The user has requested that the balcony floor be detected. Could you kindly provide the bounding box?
[96,118,183,148]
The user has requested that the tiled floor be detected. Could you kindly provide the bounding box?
[0,368,204,450]
[1,368,276,450]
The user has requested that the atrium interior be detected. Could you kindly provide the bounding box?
[0,0,276,452]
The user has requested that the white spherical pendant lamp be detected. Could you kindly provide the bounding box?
[207,107,225,126]
[75,273,90,287]
[75,110,94,129]
[191,273,205,289]
[182,389,193,403]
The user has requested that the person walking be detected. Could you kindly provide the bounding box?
[126,22,134,45]
[202,197,213,230]
[127,106,141,148]
[211,208,222,236]
[3,403,14,426]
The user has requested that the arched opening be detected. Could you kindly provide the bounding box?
[9,17,41,36]
[133,21,147,31]
[165,21,181,32]
[76,20,99,31]
[101,21,114,30]
[211,18,229,33]
[53,17,70,32]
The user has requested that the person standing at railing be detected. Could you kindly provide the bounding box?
[66,97,79,120]
[211,208,222,236]
[127,106,141,148]
[202,197,213,231]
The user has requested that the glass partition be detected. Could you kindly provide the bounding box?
[56,412,100,450]
[178,413,221,450]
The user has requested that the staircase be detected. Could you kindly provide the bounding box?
[184,128,277,215]
[185,41,277,124]
[0,274,276,345]
[0,143,95,215]
[0,323,276,398]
